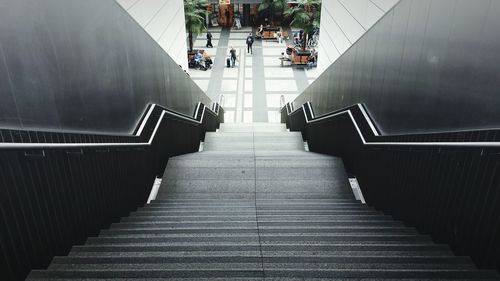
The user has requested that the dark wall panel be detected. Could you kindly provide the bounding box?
[294,0,500,135]
[0,0,211,134]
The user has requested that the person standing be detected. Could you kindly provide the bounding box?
[246,33,254,54]
[230,46,237,67]
[257,24,264,39]
[276,30,282,45]
[206,31,213,48]
[234,12,241,29]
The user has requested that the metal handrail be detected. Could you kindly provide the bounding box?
[218,94,225,108]
[279,95,286,109]
[0,103,219,149]
[288,102,500,147]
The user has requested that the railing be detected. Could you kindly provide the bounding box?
[279,95,297,128]
[0,102,224,281]
[0,103,217,149]
[281,102,500,272]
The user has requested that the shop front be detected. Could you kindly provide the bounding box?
[208,0,260,27]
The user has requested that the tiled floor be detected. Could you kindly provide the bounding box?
[190,27,317,123]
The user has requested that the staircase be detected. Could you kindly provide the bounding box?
[28,123,499,280]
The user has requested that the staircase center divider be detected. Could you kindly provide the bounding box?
[281,102,500,273]
[0,102,224,281]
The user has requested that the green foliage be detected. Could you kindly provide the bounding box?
[284,0,321,33]
[284,0,321,50]
[258,0,288,23]
[184,0,208,51]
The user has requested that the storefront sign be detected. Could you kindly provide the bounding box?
[219,0,230,4]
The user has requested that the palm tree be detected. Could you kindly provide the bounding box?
[184,0,208,52]
[258,0,287,25]
[284,0,321,51]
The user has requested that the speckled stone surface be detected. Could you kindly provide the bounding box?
[27,124,499,280]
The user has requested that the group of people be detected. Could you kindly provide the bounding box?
[283,45,317,69]
[202,26,316,70]
[190,50,213,71]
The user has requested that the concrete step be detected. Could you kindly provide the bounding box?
[166,158,255,168]
[151,198,359,204]
[162,167,255,180]
[68,251,262,258]
[101,224,417,233]
[27,277,264,281]
[203,143,304,152]
[25,278,500,281]
[259,234,434,243]
[69,243,452,253]
[129,208,383,217]
[27,268,265,279]
[179,150,332,158]
[48,263,263,270]
[166,157,345,169]
[28,268,500,279]
[86,235,262,244]
[146,202,364,207]
[262,268,500,279]
[255,192,354,199]
[139,205,373,211]
[85,234,433,244]
[55,254,469,264]
[151,197,358,202]
[63,252,466,261]
[70,244,262,253]
[160,180,353,195]
[156,193,356,200]
[204,132,302,140]
[218,123,287,133]
[112,221,405,229]
[47,261,475,271]
[158,192,257,199]
[26,278,500,281]
[121,214,394,222]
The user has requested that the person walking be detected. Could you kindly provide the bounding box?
[206,31,213,48]
[246,33,254,54]
[230,46,237,67]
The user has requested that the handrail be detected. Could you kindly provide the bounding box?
[284,102,500,147]
[0,102,222,149]
[279,95,285,109]
[218,94,225,108]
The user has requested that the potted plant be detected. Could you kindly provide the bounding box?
[185,0,209,53]
[284,0,321,51]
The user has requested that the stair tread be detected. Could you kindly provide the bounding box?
[27,268,499,279]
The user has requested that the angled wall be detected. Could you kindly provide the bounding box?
[296,0,500,135]
[317,0,399,74]
[116,0,189,72]
[0,0,211,134]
